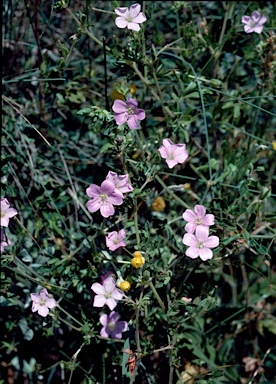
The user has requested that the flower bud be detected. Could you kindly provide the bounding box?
[131,256,145,268]
[118,281,131,292]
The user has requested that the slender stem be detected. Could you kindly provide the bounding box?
[155,174,190,209]
[134,198,141,248]
[56,303,84,327]
[59,317,82,332]
[149,281,166,312]
[91,7,116,15]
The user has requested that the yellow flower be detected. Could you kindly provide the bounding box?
[118,281,131,292]
[131,256,145,268]
[272,140,276,151]
[151,196,166,212]
[183,183,191,189]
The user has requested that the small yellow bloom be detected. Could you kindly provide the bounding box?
[133,251,143,258]
[130,84,136,95]
[183,183,191,189]
[131,256,145,268]
[118,281,131,292]
[151,196,166,212]
[272,140,276,151]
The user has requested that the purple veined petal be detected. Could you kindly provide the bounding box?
[257,16,267,25]
[100,313,108,326]
[38,306,49,317]
[110,330,122,339]
[100,203,115,218]
[173,149,188,164]
[86,199,101,213]
[186,246,200,259]
[185,222,197,234]
[182,233,197,247]
[100,326,109,338]
[112,100,127,113]
[127,98,138,108]
[166,158,178,169]
[241,16,251,24]
[128,3,141,18]
[135,108,146,121]
[30,293,40,303]
[32,302,40,312]
[100,180,116,194]
[108,193,123,205]
[0,217,9,227]
[204,235,219,248]
[132,12,147,24]
[114,113,128,126]
[127,115,139,130]
[162,138,174,150]
[104,277,116,292]
[115,320,128,333]
[106,297,117,311]
[244,25,254,33]
[251,11,261,21]
[45,298,56,309]
[253,26,264,34]
[111,288,124,301]
[40,289,49,299]
[109,311,120,323]
[158,145,169,159]
[194,205,206,217]
[115,7,128,16]
[119,229,126,238]
[183,209,196,222]
[127,22,141,31]
[202,214,215,226]
[86,184,101,198]
[195,226,209,242]
[5,208,18,219]
[93,295,106,308]
[106,170,117,180]
[198,247,213,261]
[91,282,106,295]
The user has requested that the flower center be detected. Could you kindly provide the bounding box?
[100,193,108,203]
[126,107,135,116]
[39,299,46,306]
[0,210,5,218]
[113,238,120,244]
[108,321,116,331]
[197,241,204,249]
[168,151,175,160]
[195,217,202,225]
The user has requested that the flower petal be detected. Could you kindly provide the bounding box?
[252,26,264,34]
[134,108,146,121]
[109,311,120,323]
[38,306,49,317]
[127,115,139,130]
[104,277,116,293]
[115,7,128,16]
[100,326,109,338]
[182,209,196,222]
[91,282,105,295]
[111,288,124,301]
[204,235,219,248]
[86,184,101,198]
[126,98,138,108]
[100,313,108,326]
[182,233,197,247]
[194,205,206,217]
[93,295,106,308]
[132,12,147,24]
[100,203,115,218]
[86,199,101,213]
[106,297,117,310]
[185,222,197,234]
[186,246,199,258]
[108,193,123,205]
[195,226,209,242]
[198,247,213,261]
[241,16,251,24]
[202,214,215,226]
[129,4,141,18]
[114,113,128,126]
[45,298,56,309]
[112,100,127,113]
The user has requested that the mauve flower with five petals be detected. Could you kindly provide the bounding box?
[182,226,219,261]
[158,138,188,169]
[91,276,124,311]
[115,4,147,31]
[182,205,215,234]
[241,11,267,34]
[30,288,56,317]
[106,229,126,251]
[112,98,146,130]
[0,198,18,227]
[100,311,128,339]
[86,180,123,218]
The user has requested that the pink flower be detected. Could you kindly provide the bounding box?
[182,226,219,261]
[158,139,188,169]
[91,276,124,311]
[241,11,267,34]
[100,311,128,339]
[115,4,147,31]
[112,98,146,130]
[106,171,133,196]
[106,229,126,251]
[182,205,215,234]
[0,229,11,253]
[30,288,56,317]
[0,198,18,227]
[86,180,123,218]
